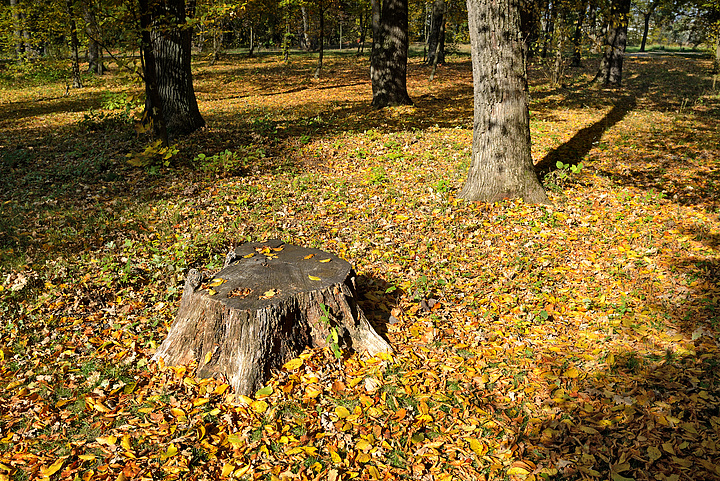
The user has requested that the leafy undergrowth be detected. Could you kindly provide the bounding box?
[2,51,720,481]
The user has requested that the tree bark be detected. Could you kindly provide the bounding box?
[426,0,445,66]
[143,0,205,140]
[571,0,587,67]
[370,0,413,107]
[593,0,631,85]
[66,0,83,88]
[83,1,104,74]
[315,0,325,78]
[301,6,311,50]
[460,0,549,204]
[10,0,24,59]
[153,241,391,395]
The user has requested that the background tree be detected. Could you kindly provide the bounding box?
[139,0,205,143]
[461,0,548,204]
[370,0,412,107]
[593,0,631,85]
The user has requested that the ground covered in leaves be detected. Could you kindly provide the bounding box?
[2,50,720,481]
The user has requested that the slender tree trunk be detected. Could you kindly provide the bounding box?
[66,0,83,88]
[460,0,549,204]
[211,20,224,65]
[640,12,651,52]
[83,1,104,74]
[593,0,631,85]
[358,10,368,53]
[10,0,24,59]
[249,26,255,56]
[301,6,311,50]
[315,1,324,78]
[370,0,413,107]
[571,1,587,67]
[427,0,445,65]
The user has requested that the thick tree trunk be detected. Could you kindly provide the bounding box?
[593,0,631,85]
[67,0,83,88]
[370,0,413,107]
[153,241,391,395]
[139,0,169,146]
[426,0,445,66]
[144,0,205,139]
[460,0,549,204]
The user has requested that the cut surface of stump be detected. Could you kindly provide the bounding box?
[153,240,391,395]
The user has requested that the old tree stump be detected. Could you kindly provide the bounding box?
[153,240,391,395]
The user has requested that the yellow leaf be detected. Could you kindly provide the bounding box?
[121,435,132,451]
[330,450,342,464]
[319,258,332,263]
[97,435,117,445]
[40,458,65,478]
[367,465,381,479]
[193,397,210,407]
[251,400,268,413]
[467,438,487,456]
[170,408,186,418]
[563,367,579,378]
[336,406,351,418]
[261,289,277,298]
[308,275,321,281]
[78,454,96,462]
[161,445,178,459]
[283,358,304,370]
[356,439,372,452]
[243,253,255,258]
[221,463,235,477]
[208,278,226,287]
[507,466,530,476]
[208,288,217,295]
[204,351,213,364]
[606,353,615,366]
[214,383,229,395]
[304,254,315,259]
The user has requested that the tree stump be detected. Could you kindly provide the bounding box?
[153,240,392,395]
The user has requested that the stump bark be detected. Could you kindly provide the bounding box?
[153,240,391,395]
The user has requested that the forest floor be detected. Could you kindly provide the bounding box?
[1,50,720,481]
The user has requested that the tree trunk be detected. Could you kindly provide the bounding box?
[370,0,412,107]
[83,1,104,74]
[426,0,445,66]
[460,0,549,204]
[571,1,587,67]
[315,0,325,78]
[301,7,311,50]
[593,0,631,86]
[249,25,255,56]
[66,0,83,88]
[10,0,24,59]
[358,10,368,53]
[139,0,169,146]
[144,0,205,140]
[640,12,651,52]
[153,241,392,396]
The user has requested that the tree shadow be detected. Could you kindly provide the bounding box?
[355,272,404,346]
[534,95,638,177]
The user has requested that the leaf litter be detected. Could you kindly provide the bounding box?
[1,53,720,480]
